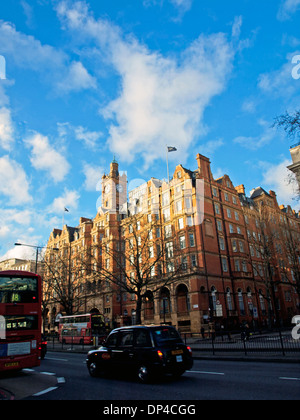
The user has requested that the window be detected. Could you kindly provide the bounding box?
[226,288,233,311]
[162,192,170,206]
[216,220,222,231]
[221,257,228,272]
[179,236,186,249]
[166,242,174,258]
[178,217,184,229]
[238,289,245,315]
[176,200,182,213]
[163,208,170,222]
[119,331,134,347]
[215,203,220,215]
[234,259,240,271]
[149,246,154,258]
[135,329,152,347]
[232,240,238,252]
[106,332,118,348]
[219,237,225,250]
[234,211,239,221]
[229,223,234,233]
[189,233,195,247]
[226,208,232,218]
[191,254,197,267]
[187,216,193,226]
[164,224,172,238]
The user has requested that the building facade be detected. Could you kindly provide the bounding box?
[44,154,300,334]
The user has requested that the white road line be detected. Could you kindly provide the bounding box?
[46,356,69,362]
[187,370,225,376]
[33,387,58,396]
[279,377,300,381]
[57,377,66,384]
[40,371,56,376]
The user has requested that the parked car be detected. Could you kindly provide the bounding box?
[86,325,193,383]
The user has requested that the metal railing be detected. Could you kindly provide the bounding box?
[182,329,300,356]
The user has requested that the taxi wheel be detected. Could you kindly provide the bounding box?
[137,365,151,383]
[88,361,100,377]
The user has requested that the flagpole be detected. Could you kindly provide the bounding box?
[166,145,170,183]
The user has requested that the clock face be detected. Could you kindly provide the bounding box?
[116,184,123,193]
[104,184,110,193]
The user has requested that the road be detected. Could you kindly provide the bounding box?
[1,351,300,402]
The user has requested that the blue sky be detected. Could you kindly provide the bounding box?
[0,0,300,260]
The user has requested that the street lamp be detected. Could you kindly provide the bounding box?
[14,243,44,273]
[14,243,59,273]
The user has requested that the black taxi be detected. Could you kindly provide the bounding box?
[86,325,193,383]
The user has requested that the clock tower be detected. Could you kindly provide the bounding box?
[100,157,127,215]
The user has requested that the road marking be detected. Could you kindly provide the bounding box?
[187,370,225,376]
[57,377,66,384]
[40,371,56,376]
[33,387,58,396]
[46,356,69,362]
[279,377,300,381]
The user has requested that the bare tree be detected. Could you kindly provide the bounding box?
[273,110,300,139]
[90,213,191,325]
[43,245,102,316]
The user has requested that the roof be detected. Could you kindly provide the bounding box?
[249,186,270,199]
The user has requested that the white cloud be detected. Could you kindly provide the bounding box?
[108,34,234,166]
[258,52,300,98]
[74,126,103,149]
[56,1,235,167]
[0,155,32,205]
[0,107,14,150]
[56,61,97,93]
[25,132,70,182]
[82,163,104,191]
[277,0,300,20]
[47,189,80,214]
[261,158,298,208]
[233,119,276,150]
[0,19,95,94]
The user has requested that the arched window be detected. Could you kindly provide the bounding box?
[238,288,245,315]
[211,286,217,311]
[259,289,266,315]
[226,287,233,311]
[160,287,171,315]
[247,287,253,314]
[176,284,190,313]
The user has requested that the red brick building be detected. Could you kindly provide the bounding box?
[44,154,300,333]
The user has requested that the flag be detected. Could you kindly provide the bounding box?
[167,146,177,152]
[64,207,69,212]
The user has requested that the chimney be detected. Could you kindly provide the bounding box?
[235,184,245,195]
[196,153,212,180]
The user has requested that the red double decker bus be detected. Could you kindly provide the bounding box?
[59,313,106,345]
[0,270,42,372]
